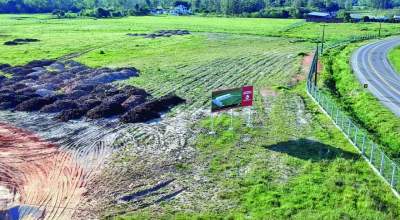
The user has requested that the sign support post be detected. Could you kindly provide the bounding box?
[246,107,253,128]
[229,109,234,130]
[209,113,216,135]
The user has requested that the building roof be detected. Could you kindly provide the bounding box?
[308,12,330,17]
[350,14,363,19]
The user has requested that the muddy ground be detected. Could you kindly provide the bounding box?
[127,30,190,39]
[0,59,185,123]
[4,38,40,46]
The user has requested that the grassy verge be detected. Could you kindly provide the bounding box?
[320,43,400,159]
[115,83,400,220]
[388,46,400,74]
[0,14,399,67]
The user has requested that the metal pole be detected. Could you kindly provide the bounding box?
[246,107,252,128]
[229,109,233,130]
[354,127,359,146]
[321,24,327,54]
[347,119,351,136]
[380,151,385,174]
[361,134,366,155]
[314,44,319,87]
[370,143,375,163]
[335,107,339,124]
[379,22,382,38]
[341,115,345,130]
[391,164,396,187]
[209,113,215,135]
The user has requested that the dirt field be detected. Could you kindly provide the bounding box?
[0,123,89,219]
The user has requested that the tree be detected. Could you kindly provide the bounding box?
[96,7,111,17]
[174,0,191,8]
[326,1,339,12]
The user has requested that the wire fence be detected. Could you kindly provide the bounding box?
[323,34,381,52]
[306,45,400,197]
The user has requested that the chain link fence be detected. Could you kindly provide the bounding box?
[306,46,400,196]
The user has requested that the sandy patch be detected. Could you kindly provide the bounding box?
[0,123,88,219]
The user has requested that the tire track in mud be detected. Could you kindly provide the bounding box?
[0,107,198,219]
[0,109,131,219]
[0,122,93,219]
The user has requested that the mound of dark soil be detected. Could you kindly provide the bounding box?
[78,99,102,111]
[120,94,185,123]
[84,69,138,85]
[0,102,16,110]
[1,59,185,123]
[16,97,57,112]
[121,95,147,109]
[120,105,160,123]
[86,94,128,119]
[4,38,40,46]
[127,33,147,37]
[123,85,149,97]
[57,109,87,122]
[67,90,89,99]
[5,66,32,75]
[0,75,6,83]
[0,64,11,70]
[0,92,16,103]
[26,60,55,68]
[142,94,186,112]
[127,30,191,39]
[41,100,78,113]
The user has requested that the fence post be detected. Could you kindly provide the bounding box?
[361,134,366,155]
[391,164,396,187]
[320,94,324,107]
[342,116,345,130]
[314,85,318,97]
[326,100,330,114]
[335,108,339,124]
[380,151,385,174]
[370,143,375,163]
[354,127,359,147]
[347,119,351,136]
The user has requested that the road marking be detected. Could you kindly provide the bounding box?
[352,41,400,113]
[367,39,400,94]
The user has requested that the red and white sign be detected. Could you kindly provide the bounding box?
[241,86,253,107]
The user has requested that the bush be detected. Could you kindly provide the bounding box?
[259,8,291,18]
[79,8,128,18]
[289,7,310,19]
[96,7,111,18]
[52,9,66,18]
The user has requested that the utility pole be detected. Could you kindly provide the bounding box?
[321,24,327,54]
[314,44,319,87]
[378,22,382,38]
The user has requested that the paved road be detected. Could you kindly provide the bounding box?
[351,37,400,116]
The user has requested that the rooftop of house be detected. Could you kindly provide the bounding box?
[308,12,331,17]
[350,14,363,19]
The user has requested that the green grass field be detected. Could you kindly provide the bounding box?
[116,84,400,219]
[321,44,400,160]
[1,14,400,219]
[389,46,400,73]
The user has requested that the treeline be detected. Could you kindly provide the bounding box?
[0,0,400,16]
